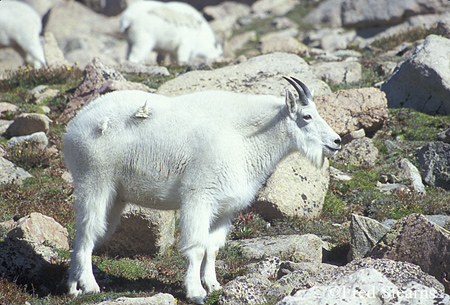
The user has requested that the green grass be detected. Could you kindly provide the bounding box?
[384,108,450,142]
[0,65,82,92]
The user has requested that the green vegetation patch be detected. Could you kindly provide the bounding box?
[0,65,82,92]
[368,187,450,220]
[383,108,450,142]
[371,25,437,53]
[0,176,74,227]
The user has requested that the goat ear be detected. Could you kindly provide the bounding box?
[285,88,297,117]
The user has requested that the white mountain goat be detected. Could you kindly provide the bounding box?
[120,0,222,64]
[0,1,46,69]
[63,77,341,304]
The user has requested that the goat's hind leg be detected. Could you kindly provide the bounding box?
[201,216,232,294]
[68,188,115,296]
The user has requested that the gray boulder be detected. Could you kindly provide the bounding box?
[304,28,357,51]
[30,85,60,105]
[0,157,33,185]
[258,36,307,56]
[398,158,426,194]
[94,294,177,305]
[156,53,331,97]
[359,13,450,49]
[227,234,324,262]
[381,35,450,115]
[331,137,379,167]
[7,131,49,150]
[43,0,125,68]
[293,257,445,293]
[0,102,18,115]
[348,214,389,261]
[43,32,69,67]
[4,113,52,138]
[96,204,176,257]
[438,128,450,143]
[219,273,271,305]
[251,0,300,17]
[305,0,450,29]
[368,213,450,294]
[221,255,448,304]
[278,268,450,305]
[418,142,450,191]
[0,213,70,295]
[311,60,362,85]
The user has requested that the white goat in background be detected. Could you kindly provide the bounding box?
[120,0,222,65]
[0,1,46,69]
[63,77,341,304]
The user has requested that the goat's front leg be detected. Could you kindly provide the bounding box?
[183,246,207,304]
[179,197,212,304]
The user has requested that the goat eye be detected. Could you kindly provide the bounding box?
[303,114,312,120]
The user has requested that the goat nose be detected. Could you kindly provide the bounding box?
[335,138,341,145]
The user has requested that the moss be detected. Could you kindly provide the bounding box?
[378,226,403,247]
[322,192,345,217]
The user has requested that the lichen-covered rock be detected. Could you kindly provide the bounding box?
[368,213,450,294]
[348,214,389,261]
[331,137,379,167]
[255,153,329,220]
[219,273,271,305]
[314,87,388,136]
[0,213,70,295]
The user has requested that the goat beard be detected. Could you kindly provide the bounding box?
[303,145,325,169]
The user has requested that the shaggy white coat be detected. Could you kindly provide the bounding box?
[120,0,222,64]
[64,79,341,304]
[0,1,46,69]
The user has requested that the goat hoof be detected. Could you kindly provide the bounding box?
[189,296,205,304]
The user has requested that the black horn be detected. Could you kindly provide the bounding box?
[291,77,313,101]
[283,76,310,106]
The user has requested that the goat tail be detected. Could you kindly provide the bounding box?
[119,17,131,33]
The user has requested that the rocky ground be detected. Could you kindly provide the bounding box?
[1,0,450,304]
